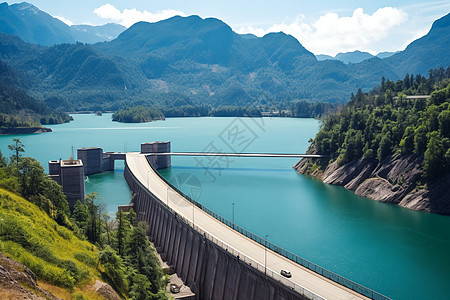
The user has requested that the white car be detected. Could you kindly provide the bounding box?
[281,269,292,278]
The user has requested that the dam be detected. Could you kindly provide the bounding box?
[53,141,389,300]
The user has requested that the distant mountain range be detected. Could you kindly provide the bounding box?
[0,2,125,45]
[0,2,449,111]
[316,51,400,64]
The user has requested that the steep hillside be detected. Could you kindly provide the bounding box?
[295,72,450,214]
[0,8,449,110]
[0,59,72,128]
[0,2,125,45]
[0,252,59,299]
[0,188,119,299]
[386,12,450,76]
[0,2,73,46]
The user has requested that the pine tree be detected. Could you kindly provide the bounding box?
[8,138,24,166]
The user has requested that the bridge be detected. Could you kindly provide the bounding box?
[53,142,389,299]
[123,143,389,300]
[148,152,327,158]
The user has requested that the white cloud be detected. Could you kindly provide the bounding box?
[94,4,186,28]
[237,7,408,56]
[55,15,73,26]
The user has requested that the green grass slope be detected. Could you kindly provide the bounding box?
[0,187,101,296]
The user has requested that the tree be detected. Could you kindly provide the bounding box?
[99,246,128,296]
[423,131,444,180]
[43,179,70,226]
[399,126,415,155]
[72,199,89,233]
[414,125,428,155]
[103,213,112,245]
[8,138,24,166]
[84,193,100,244]
[129,274,153,300]
[18,157,45,199]
[403,74,410,90]
[128,223,164,294]
[116,210,131,256]
[378,132,392,161]
[0,151,7,168]
[438,109,450,138]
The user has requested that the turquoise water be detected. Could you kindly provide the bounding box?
[1,114,449,300]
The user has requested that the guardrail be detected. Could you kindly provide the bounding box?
[126,161,325,300]
[191,223,326,300]
[139,156,391,300]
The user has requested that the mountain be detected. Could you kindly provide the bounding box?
[316,51,378,64]
[335,51,374,64]
[0,7,449,110]
[0,2,74,45]
[71,23,125,44]
[386,12,450,76]
[98,16,315,68]
[0,2,125,45]
[376,51,399,59]
[315,54,335,61]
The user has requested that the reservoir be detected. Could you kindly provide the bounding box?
[0,113,449,300]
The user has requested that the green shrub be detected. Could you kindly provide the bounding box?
[74,252,97,267]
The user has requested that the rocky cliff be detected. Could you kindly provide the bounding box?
[294,154,450,215]
[0,252,59,299]
[0,252,121,300]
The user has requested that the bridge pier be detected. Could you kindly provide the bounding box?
[48,159,85,208]
[141,141,171,169]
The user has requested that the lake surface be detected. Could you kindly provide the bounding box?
[1,114,449,300]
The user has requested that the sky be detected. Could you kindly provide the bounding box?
[9,0,450,56]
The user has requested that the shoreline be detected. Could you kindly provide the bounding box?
[0,127,52,135]
[294,155,450,215]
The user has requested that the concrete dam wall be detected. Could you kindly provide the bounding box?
[124,163,308,300]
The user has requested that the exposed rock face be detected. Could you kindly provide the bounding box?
[0,252,121,300]
[295,154,450,215]
[355,178,404,204]
[88,279,120,300]
[0,252,59,300]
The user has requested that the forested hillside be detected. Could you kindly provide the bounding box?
[296,68,450,214]
[0,140,168,298]
[0,8,449,112]
[0,59,72,128]
[311,68,450,179]
[112,106,165,123]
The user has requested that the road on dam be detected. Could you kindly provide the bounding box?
[126,152,367,300]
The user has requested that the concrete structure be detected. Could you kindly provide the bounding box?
[50,142,386,299]
[77,144,168,175]
[149,152,327,158]
[77,147,126,175]
[124,152,384,300]
[141,141,171,169]
[48,159,85,208]
[49,143,170,210]
[77,147,103,175]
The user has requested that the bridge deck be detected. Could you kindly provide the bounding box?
[126,152,366,300]
[148,152,326,158]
